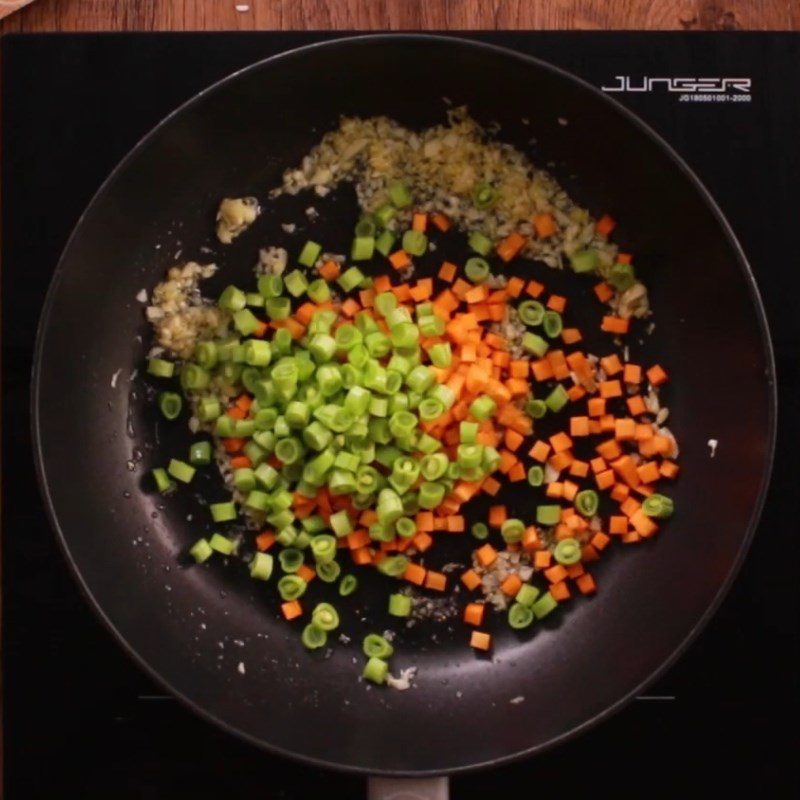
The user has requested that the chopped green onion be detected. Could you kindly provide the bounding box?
[388,181,413,209]
[536,505,562,526]
[464,257,490,283]
[363,656,389,684]
[532,592,558,619]
[569,248,599,273]
[316,561,341,582]
[284,269,309,298]
[311,602,340,631]
[209,533,235,555]
[643,493,674,519]
[375,229,396,257]
[363,634,394,659]
[311,534,337,563]
[545,385,569,413]
[298,240,322,267]
[277,574,307,601]
[543,310,563,338]
[266,297,291,320]
[301,624,327,650]
[501,518,525,544]
[554,537,581,565]
[152,467,174,494]
[168,458,195,484]
[388,593,412,617]
[249,552,274,580]
[377,555,409,578]
[576,489,599,517]
[525,399,547,419]
[609,262,636,291]
[351,236,375,261]
[209,501,237,523]
[468,231,493,256]
[338,266,365,292]
[147,357,175,378]
[189,538,213,563]
[158,391,182,420]
[516,583,541,608]
[527,465,544,487]
[508,602,535,629]
[218,285,246,311]
[339,574,358,596]
[471,522,489,540]
[518,300,545,326]
[522,332,549,357]
[469,395,496,420]
[402,229,427,256]
[473,183,496,209]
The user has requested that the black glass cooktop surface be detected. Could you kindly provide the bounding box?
[2,32,797,798]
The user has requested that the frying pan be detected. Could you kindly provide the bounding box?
[32,35,775,798]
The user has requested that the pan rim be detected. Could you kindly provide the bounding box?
[31,31,778,777]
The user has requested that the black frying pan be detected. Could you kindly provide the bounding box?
[32,34,775,794]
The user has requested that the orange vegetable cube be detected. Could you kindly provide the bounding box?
[534,550,552,568]
[425,571,447,591]
[570,416,590,437]
[549,581,571,602]
[461,569,482,590]
[403,562,427,585]
[281,600,302,620]
[576,573,597,595]
[470,631,492,651]
[476,543,498,566]
[500,574,523,596]
[647,364,669,386]
[463,602,485,626]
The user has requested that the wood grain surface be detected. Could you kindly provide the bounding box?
[0,0,798,33]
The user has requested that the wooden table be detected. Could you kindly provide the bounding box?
[0,0,797,33]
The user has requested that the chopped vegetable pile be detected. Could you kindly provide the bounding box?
[144,116,679,686]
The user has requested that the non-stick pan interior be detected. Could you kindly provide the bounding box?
[33,36,774,774]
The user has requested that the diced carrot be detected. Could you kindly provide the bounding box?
[404,562,427,585]
[620,497,642,517]
[549,431,573,453]
[617,252,633,265]
[531,359,555,382]
[546,482,564,499]
[431,212,451,232]
[568,460,589,479]
[647,364,669,386]
[509,360,530,378]
[612,455,641,487]
[630,509,658,537]
[567,385,587,403]
[229,455,252,470]
[373,275,392,293]
[470,631,492,651]
[623,363,642,384]
[609,515,629,535]
[319,260,341,281]
[533,212,557,239]
[476,543,498,567]
[459,570,483,593]
[222,437,246,453]
[660,460,680,479]
[587,397,606,418]
[251,319,269,338]
[508,462,527,482]
[340,297,360,318]
[581,543,600,562]
[281,600,302,620]
[614,418,636,441]
[465,284,489,304]
[255,531,276,551]
[544,564,568,584]
[347,530,371,550]
[412,212,427,231]
[561,328,582,345]
[576,573,597,595]
[591,532,611,551]
[595,214,617,237]
[549,581,571,602]
[600,414,616,433]
[610,483,630,503]
[529,440,551,462]
[547,294,566,313]
[526,280,545,298]
[548,450,574,473]
[637,461,661,483]
[534,550,552,568]
[627,395,647,416]
[438,260,457,282]
[446,515,465,533]
[296,564,316,583]
[506,276,525,297]
[600,354,623,376]
[463,602,485,626]
[389,250,412,270]
[425,571,447,591]
[599,380,623,399]
[601,316,630,334]
[565,562,585,579]
[487,506,507,528]
[570,416,590,437]
[500,574,523,596]
[522,527,540,551]
[621,531,641,544]
[496,232,527,262]
[590,456,607,473]
[413,532,434,552]
[595,469,615,490]
[594,282,614,303]
[635,424,654,441]
[504,429,525,452]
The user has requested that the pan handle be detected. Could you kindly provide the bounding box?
[367,777,449,800]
